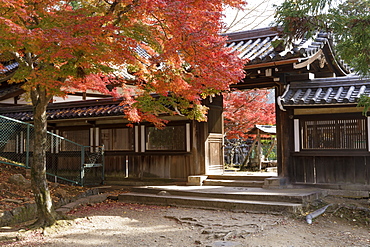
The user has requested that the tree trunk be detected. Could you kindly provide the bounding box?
[240,138,258,170]
[265,137,276,160]
[30,86,57,227]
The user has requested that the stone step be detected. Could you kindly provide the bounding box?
[207,175,272,181]
[130,186,322,204]
[104,178,178,186]
[118,192,303,213]
[203,179,265,187]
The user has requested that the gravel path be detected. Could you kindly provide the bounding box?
[1,200,370,247]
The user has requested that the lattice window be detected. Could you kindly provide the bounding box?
[302,118,367,150]
[101,128,134,151]
[60,129,89,151]
[146,125,186,151]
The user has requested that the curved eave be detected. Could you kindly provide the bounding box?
[321,42,351,76]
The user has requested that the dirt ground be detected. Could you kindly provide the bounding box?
[1,164,370,247]
[1,199,370,247]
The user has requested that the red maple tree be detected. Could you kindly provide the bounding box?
[223,89,276,140]
[0,0,246,226]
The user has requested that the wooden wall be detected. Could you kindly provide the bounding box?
[104,153,193,180]
[291,153,370,190]
[283,109,370,190]
[44,95,225,182]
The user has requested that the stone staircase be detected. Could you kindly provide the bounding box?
[118,183,326,214]
[104,177,180,186]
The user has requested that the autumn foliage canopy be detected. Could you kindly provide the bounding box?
[0,0,247,125]
[0,0,250,227]
[223,89,276,140]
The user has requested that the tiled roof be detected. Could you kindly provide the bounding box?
[0,61,136,82]
[0,62,19,73]
[280,76,370,106]
[224,27,350,75]
[0,82,24,100]
[0,61,19,82]
[248,125,276,135]
[225,28,282,61]
[0,99,126,121]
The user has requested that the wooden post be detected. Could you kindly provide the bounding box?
[276,87,293,178]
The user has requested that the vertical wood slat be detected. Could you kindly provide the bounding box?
[104,153,192,180]
[293,157,304,183]
[354,156,367,184]
[305,157,315,183]
[292,155,369,186]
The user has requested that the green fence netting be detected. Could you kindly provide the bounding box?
[0,115,104,186]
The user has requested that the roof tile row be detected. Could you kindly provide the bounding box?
[0,101,125,121]
[225,27,350,73]
[281,77,370,106]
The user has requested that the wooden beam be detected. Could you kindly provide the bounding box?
[231,81,277,90]
[0,89,24,101]
[244,58,300,70]
[69,92,112,98]
[285,73,312,82]
[314,71,335,78]
[294,107,363,115]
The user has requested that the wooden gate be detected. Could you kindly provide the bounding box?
[205,133,224,175]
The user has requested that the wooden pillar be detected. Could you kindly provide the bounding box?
[275,87,293,179]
